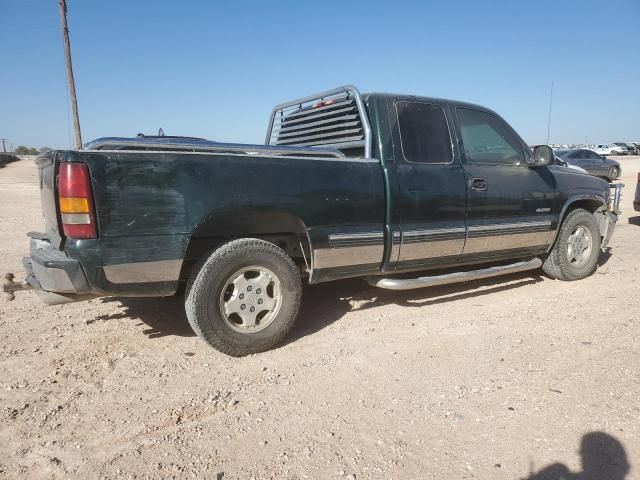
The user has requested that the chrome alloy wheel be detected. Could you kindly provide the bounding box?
[219,266,282,333]
[566,225,593,267]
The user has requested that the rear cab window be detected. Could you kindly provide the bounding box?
[456,107,525,165]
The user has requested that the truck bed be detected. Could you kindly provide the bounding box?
[36,147,385,297]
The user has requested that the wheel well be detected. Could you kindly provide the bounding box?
[561,199,608,238]
[564,199,604,217]
[179,210,311,282]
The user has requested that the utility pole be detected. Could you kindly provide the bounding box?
[0,139,7,153]
[58,0,82,149]
[545,81,554,145]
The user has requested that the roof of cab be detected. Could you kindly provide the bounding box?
[363,92,497,114]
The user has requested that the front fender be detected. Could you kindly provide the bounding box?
[548,194,609,251]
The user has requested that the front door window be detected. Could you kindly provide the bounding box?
[456,108,525,165]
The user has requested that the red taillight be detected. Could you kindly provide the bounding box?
[58,163,97,239]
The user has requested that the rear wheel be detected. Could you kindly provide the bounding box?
[542,209,601,281]
[185,238,302,356]
[609,166,619,181]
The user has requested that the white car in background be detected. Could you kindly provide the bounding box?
[593,143,626,156]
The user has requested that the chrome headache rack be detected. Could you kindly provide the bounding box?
[265,85,372,158]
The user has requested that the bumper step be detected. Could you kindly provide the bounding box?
[367,258,543,291]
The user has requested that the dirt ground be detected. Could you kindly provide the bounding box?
[1,157,639,480]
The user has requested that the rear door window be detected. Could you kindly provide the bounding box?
[396,101,453,164]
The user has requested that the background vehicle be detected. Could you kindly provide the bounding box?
[3,86,619,356]
[612,142,631,155]
[594,143,626,156]
[553,154,588,174]
[555,148,621,181]
[622,142,639,155]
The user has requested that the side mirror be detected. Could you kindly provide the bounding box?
[530,145,553,167]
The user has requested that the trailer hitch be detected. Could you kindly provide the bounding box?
[2,273,32,301]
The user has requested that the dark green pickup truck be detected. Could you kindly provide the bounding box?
[4,86,619,356]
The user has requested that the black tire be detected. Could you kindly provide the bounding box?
[609,167,619,181]
[185,238,302,356]
[542,209,601,281]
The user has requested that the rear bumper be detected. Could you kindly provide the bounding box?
[27,233,89,292]
[13,232,178,303]
[22,233,97,304]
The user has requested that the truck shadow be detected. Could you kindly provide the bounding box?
[598,247,613,266]
[98,249,612,345]
[98,271,543,342]
[287,271,544,345]
[98,296,196,339]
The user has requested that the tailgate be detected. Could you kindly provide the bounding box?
[35,152,63,249]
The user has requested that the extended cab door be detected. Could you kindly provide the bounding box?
[391,99,467,268]
[453,106,556,256]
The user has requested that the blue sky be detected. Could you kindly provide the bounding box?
[1,0,638,149]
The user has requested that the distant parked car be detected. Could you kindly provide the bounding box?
[594,143,626,156]
[553,155,588,174]
[555,148,621,181]
[623,142,639,155]
[612,142,632,155]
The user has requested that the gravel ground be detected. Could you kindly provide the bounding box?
[1,157,639,480]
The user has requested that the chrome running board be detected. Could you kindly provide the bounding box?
[367,258,542,291]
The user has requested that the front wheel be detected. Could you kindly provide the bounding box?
[542,209,601,281]
[609,167,619,181]
[185,238,302,356]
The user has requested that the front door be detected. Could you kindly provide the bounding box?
[392,99,467,268]
[453,106,556,256]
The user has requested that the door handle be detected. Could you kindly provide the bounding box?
[470,178,488,191]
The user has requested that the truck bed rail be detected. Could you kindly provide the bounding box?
[83,137,346,159]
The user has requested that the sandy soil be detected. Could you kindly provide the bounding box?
[1,157,639,480]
